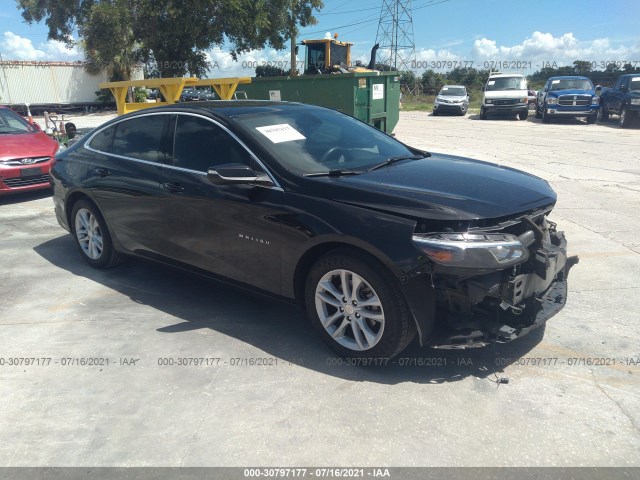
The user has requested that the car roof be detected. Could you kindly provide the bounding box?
[488,73,525,78]
[125,100,309,119]
[441,85,466,89]
[548,76,591,80]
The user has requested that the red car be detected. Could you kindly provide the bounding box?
[0,106,59,196]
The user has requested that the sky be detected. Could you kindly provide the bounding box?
[0,0,639,77]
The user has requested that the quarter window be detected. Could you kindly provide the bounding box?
[173,115,251,173]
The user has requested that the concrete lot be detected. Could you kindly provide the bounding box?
[1,111,639,467]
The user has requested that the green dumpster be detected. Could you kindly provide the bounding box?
[239,71,401,134]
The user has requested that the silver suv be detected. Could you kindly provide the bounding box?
[433,85,469,116]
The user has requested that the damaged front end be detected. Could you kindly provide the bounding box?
[407,210,571,348]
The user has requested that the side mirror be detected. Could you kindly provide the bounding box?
[207,163,273,186]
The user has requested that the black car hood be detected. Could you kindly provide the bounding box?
[318,153,557,221]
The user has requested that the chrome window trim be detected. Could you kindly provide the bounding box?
[84,110,283,190]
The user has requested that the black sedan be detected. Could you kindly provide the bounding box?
[51,101,569,359]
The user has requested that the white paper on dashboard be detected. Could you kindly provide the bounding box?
[256,124,306,143]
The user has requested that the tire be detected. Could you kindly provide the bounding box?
[598,104,608,122]
[70,199,124,269]
[432,110,438,116]
[480,107,487,120]
[586,114,597,124]
[305,250,416,360]
[542,104,551,124]
[519,110,528,120]
[535,104,542,119]
[620,106,632,128]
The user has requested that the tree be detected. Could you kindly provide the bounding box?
[255,65,290,77]
[420,69,445,95]
[572,60,592,75]
[16,0,323,78]
[82,0,141,81]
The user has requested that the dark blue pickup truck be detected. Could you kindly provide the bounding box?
[535,76,599,124]
[597,74,640,128]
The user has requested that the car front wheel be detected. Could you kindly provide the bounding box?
[542,105,551,123]
[598,105,608,122]
[620,106,631,128]
[305,250,415,359]
[71,199,123,268]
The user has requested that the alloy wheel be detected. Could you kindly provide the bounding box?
[75,208,104,260]
[314,269,385,351]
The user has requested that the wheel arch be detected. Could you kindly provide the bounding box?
[65,190,94,228]
[292,240,403,307]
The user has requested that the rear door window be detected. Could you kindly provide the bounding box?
[110,115,171,163]
[172,115,252,173]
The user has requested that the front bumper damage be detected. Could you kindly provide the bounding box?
[403,220,571,349]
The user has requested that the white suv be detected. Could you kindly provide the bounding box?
[481,73,529,120]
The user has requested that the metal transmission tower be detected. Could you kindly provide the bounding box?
[375,0,416,72]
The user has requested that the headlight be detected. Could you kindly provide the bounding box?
[412,232,530,269]
[485,99,493,104]
[519,98,527,103]
[630,99,640,105]
[546,97,558,105]
[592,96,600,105]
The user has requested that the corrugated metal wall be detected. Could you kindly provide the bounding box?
[0,62,109,104]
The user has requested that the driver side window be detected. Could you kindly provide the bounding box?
[172,115,251,173]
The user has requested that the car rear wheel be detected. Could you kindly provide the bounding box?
[305,250,415,359]
[71,199,123,268]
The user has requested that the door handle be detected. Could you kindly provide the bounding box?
[161,182,184,193]
[94,167,111,177]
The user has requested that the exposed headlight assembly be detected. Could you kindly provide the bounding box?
[546,97,558,105]
[630,99,640,105]
[412,232,530,269]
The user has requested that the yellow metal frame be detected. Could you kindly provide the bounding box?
[99,76,252,115]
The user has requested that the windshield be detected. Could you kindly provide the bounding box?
[439,86,466,96]
[629,77,640,91]
[549,78,593,91]
[486,77,527,91]
[0,108,35,134]
[232,106,417,175]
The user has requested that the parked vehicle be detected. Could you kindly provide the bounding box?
[179,88,199,102]
[535,76,599,124]
[480,73,529,120]
[51,101,569,358]
[433,85,469,116]
[0,106,59,195]
[527,89,537,110]
[596,74,640,128]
